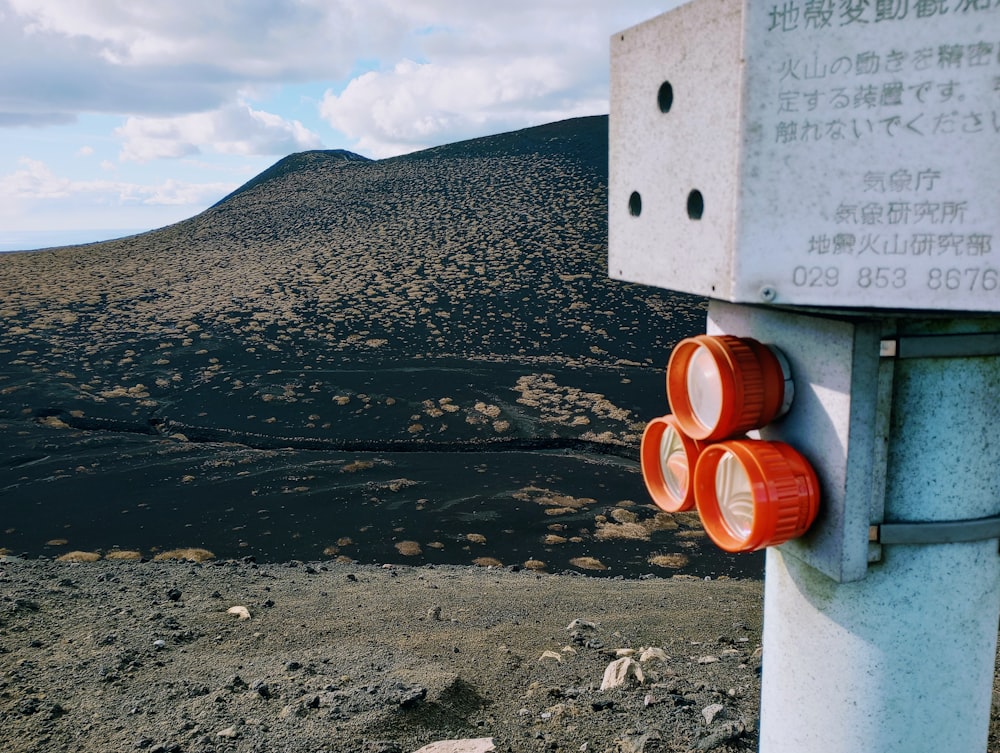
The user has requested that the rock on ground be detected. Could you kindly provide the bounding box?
[0,556,863,752]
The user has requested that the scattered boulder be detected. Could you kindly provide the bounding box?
[695,720,746,750]
[410,738,495,753]
[638,647,669,664]
[600,657,645,690]
[391,682,427,709]
[702,702,725,724]
[250,679,271,699]
[618,728,665,753]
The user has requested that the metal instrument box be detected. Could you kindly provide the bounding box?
[609,0,1000,311]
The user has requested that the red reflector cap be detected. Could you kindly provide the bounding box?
[640,414,703,512]
[693,439,819,553]
[666,335,791,441]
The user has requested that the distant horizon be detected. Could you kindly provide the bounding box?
[0,112,612,255]
[0,228,152,254]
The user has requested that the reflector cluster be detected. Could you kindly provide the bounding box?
[641,335,819,552]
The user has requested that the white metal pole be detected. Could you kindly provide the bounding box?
[759,339,1000,752]
[761,543,1000,752]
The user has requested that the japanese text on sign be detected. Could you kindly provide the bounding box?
[800,168,993,259]
[771,41,1000,145]
[767,0,997,34]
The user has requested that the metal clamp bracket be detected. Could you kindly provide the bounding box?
[880,332,1000,359]
[869,515,1000,546]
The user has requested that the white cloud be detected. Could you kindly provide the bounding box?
[0,157,234,207]
[3,158,72,198]
[125,178,231,206]
[0,0,413,125]
[115,104,322,163]
[7,0,355,70]
[75,145,95,157]
[1,0,669,132]
[317,1,669,157]
[321,57,603,157]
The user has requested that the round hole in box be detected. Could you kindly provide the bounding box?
[658,81,674,113]
[687,190,704,220]
[629,191,643,217]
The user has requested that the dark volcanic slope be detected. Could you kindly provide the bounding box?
[0,116,728,576]
[211,148,372,206]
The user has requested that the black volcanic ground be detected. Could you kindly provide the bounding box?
[0,116,756,577]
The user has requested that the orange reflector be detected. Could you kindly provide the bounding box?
[693,439,819,553]
[640,414,703,512]
[667,335,792,441]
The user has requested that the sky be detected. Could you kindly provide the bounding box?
[0,0,676,251]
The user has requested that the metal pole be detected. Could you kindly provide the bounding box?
[759,327,1000,753]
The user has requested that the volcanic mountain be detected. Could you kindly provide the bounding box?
[0,116,734,576]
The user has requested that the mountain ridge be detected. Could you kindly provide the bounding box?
[212,148,372,208]
[212,114,608,212]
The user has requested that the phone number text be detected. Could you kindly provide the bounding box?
[790,265,1000,292]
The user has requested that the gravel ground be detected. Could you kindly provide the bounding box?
[0,557,765,753]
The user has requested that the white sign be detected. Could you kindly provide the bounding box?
[610,0,1000,312]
